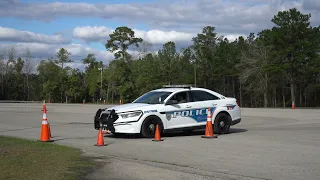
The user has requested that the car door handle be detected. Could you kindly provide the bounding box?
[186,105,192,108]
[212,103,217,106]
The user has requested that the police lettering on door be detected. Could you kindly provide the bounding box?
[166,107,215,122]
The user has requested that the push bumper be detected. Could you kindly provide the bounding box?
[94,109,118,133]
[94,109,142,134]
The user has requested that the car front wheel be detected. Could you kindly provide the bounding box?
[141,116,163,138]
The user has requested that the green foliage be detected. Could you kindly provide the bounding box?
[1,10,319,107]
[55,48,73,68]
[105,26,143,60]
[104,26,143,103]
[158,41,179,85]
[190,26,219,88]
[66,69,86,102]
[81,54,104,101]
[267,8,320,104]
[37,59,62,101]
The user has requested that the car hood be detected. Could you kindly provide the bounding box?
[104,103,156,113]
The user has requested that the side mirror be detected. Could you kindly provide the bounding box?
[165,100,178,105]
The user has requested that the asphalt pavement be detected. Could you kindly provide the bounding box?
[0,103,319,180]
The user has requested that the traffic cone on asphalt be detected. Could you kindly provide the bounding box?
[292,101,295,109]
[201,108,217,139]
[42,103,47,120]
[39,104,53,142]
[94,128,107,146]
[42,103,52,138]
[152,124,163,142]
[40,119,53,142]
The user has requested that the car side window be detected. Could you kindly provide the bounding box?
[169,91,190,104]
[191,90,219,102]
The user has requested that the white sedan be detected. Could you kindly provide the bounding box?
[94,85,241,138]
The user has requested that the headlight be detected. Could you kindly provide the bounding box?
[119,111,142,119]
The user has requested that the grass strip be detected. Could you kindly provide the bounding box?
[0,135,97,180]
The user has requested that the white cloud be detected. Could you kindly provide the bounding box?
[0,27,71,44]
[134,29,194,44]
[1,0,319,35]
[73,26,113,43]
[73,26,194,45]
[71,26,247,53]
[221,34,247,42]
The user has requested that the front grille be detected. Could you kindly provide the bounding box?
[94,109,118,132]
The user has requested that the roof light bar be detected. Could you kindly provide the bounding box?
[162,84,193,88]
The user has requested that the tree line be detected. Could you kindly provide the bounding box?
[0,8,319,107]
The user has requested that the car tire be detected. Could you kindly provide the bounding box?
[94,109,102,130]
[214,112,231,134]
[94,118,100,130]
[141,116,163,138]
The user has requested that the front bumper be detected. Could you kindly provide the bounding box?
[94,109,142,134]
[94,109,118,133]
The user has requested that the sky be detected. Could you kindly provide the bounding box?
[0,0,319,70]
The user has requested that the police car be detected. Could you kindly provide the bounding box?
[94,85,241,138]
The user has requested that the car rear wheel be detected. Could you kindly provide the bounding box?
[141,116,163,138]
[214,112,231,134]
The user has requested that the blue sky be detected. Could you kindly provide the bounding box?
[0,0,319,68]
[2,0,157,34]
[0,0,154,52]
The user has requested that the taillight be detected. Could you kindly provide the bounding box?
[236,99,239,106]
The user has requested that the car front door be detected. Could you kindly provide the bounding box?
[163,90,195,130]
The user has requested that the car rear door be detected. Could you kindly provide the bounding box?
[188,89,221,127]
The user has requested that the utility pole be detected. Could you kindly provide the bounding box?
[98,68,103,101]
[194,64,197,87]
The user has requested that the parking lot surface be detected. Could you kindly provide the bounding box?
[1,103,320,180]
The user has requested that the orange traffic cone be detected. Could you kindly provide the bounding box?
[152,124,163,141]
[94,128,107,146]
[42,104,47,119]
[42,103,52,138]
[40,103,53,142]
[292,101,295,109]
[201,108,217,139]
[40,119,53,142]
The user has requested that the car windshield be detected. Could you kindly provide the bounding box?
[133,91,172,104]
